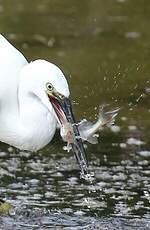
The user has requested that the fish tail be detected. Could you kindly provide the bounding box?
[98,105,120,127]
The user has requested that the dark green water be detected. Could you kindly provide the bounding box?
[0,0,150,229]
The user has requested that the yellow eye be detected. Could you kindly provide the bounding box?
[46,83,54,91]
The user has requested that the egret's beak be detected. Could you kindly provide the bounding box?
[47,91,88,174]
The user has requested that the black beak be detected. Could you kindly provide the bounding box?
[60,98,89,175]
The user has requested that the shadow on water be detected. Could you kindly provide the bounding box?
[0,0,150,229]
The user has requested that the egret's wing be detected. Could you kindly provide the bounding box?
[0,34,28,115]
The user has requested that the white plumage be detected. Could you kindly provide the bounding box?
[0,34,69,151]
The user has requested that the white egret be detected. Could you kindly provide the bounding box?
[0,34,88,172]
[0,34,119,174]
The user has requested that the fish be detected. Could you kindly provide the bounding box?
[61,105,120,150]
[78,106,120,144]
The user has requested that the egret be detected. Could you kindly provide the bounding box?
[0,34,88,172]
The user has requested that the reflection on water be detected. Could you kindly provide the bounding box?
[0,0,150,229]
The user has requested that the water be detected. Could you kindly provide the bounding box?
[0,0,150,229]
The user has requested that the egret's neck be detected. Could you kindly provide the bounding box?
[0,88,57,151]
[17,87,57,150]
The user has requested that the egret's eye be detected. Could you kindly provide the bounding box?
[46,83,54,91]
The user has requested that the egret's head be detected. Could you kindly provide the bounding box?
[20,59,88,171]
[20,60,70,124]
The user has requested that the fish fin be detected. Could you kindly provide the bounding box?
[86,134,99,144]
[99,105,120,128]
[63,143,72,152]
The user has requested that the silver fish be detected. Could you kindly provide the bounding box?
[61,106,120,151]
[78,106,120,144]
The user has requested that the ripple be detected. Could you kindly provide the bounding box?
[138,151,150,157]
